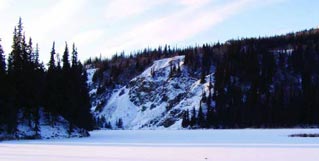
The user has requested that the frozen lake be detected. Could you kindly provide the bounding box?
[1,129,319,161]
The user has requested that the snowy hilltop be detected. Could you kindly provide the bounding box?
[89,55,215,129]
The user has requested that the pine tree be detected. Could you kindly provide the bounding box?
[207,75,213,108]
[33,43,40,66]
[8,26,22,74]
[181,110,190,128]
[33,107,40,137]
[105,121,112,129]
[197,104,205,128]
[0,39,5,75]
[48,42,56,71]
[71,43,78,67]
[0,39,6,127]
[77,65,94,130]
[116,118,123,129]
[190,107,197,128]
[45,42,63,126]
[206,107,216,128]
[61,42,75,132]
[5,19,28,133]
[62,42,70,70]
[200,72,206,84]
[25,37,32,63]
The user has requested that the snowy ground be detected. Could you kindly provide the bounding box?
[1,129,319,161]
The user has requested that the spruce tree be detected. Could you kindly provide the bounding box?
[72,43,78,67]
[48,42,56,71]
[197,104,205,128]
[0,39,5,75]
[190,107,197,128]
[70,44,93,130]
[33,43,40,66]
[0,39,6,127]
[44,42,58,126]
[77,64,94,130]
[117,118,123,129]
[5,18,27,134]
[181,110,190,128]
[62,42,70,70]
[61,42,74,131]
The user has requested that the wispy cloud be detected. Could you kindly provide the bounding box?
[88,0,287,58]
[0,0,294,61]
[101,0,275,56]
[31,0,88,42]
[104,0,169,22]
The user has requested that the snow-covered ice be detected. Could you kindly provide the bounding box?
[1,129,319,161]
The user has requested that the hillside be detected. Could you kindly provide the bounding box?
[0,108,89,140]
[87,28,319,129]
[89,56,213,129]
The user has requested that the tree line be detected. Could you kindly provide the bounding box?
[182,28,319,128]
[0,18,93,135]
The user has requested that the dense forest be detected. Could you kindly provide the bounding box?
[197,29,319,128]
[87,28,319,129]
[0,18,93,136]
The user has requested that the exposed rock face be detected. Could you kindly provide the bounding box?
[89,56,214,129]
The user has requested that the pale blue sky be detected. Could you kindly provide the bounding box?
[0,0,318,62]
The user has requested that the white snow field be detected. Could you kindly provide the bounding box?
[1,129,319,161]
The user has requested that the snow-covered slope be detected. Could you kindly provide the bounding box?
[90,55,215,129]
[0,109,89,140]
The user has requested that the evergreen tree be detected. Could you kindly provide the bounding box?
[190,107,197,128]
[207,75,213,108]
[77,65,94,130]
[206,107,217,128]
[72,43,78,67]
[105,121,112,129]
[181,110,190,128]
[48,42,56,71]
[116,118,123,129]
[33,43,40,66]
[62,42,70,70]
[0,39,5,75]
[61,42,74,131]
[197,104,205,128]
[0,39,6,127]
[5,19,27,133]
[44,42,59,126]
